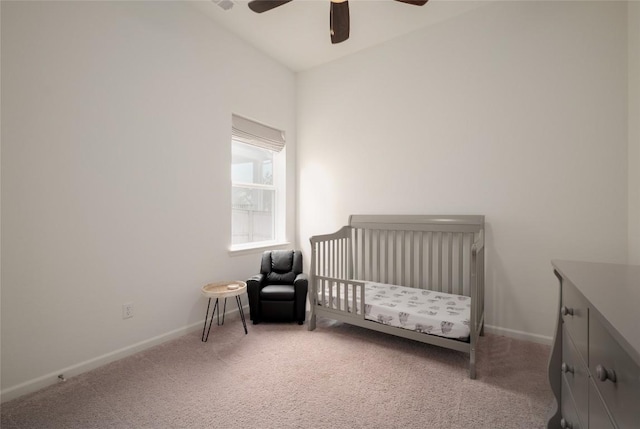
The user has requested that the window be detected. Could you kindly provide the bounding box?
[231,114,285,249]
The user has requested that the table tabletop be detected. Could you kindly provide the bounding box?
[201,281,247,299]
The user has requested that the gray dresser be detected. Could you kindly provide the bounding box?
[548,260,640,429]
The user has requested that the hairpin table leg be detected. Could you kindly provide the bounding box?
[219,298,228,325]
[201,298,211,342]
[202,298,219,342]
[236,295,248,334]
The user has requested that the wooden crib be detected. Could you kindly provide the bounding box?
[308,215,485,379]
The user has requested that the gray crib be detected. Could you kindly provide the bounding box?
[308,215,485,379]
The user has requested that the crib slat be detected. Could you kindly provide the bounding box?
[364,229,368,281]
[426,232,431,289]
[338,238,341,278]
[342,238,346,279]
[320,241,323,279]
[437,232,443,292]
[350,232,355,280]
[319,241,323,277]
[401,230,405,286]
[330,240,334,278]
[458,233,463,296]
[409,231,414,288]
[320,242,327,276]
[362,229,371,280]
[392,230,397,285]
[344,237,348,280]
[362,229,367,280]
[324,241,327,278]
[418,231,424,289]
[318,242,323,277]
[337,238,341,278]
[385,230,390,284]
[356,229,362,279]
[325,241,329,277]
[354,229,359,279]
[376,230,381,282]
[345,281,350,313]
[448,232,453,294]
[368,229,373,281]
[360,228,365,280]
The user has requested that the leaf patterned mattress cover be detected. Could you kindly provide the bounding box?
[318,281,471,340]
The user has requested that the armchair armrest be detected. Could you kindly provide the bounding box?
[293,273,308,289]
[293,273,309,325]
[247,273,265,288]
[246,273,265,323]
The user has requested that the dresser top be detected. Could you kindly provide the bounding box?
[552,259,640,366]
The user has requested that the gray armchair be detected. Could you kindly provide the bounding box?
[247,250,308,325]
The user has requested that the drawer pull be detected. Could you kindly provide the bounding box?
[560,418,573,429]
[595,364,617,383]
[560,306,574,316]
[561,362,574,374]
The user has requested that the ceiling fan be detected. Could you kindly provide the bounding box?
[247,0,429,44]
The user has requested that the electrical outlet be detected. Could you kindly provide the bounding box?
[122,302,134,319]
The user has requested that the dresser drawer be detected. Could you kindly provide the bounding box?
[561,377,585,429]
[589,313,640,429]
[589,381,616,429]
[562,279,588,359]
[562,325,589,427]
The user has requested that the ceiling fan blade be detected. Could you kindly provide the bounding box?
[394,0,428,5]
[330,0,350,44]
[248,0,294,14]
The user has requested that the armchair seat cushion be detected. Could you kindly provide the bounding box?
[260,285,295,301]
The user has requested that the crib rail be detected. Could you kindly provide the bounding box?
[310,226,352,281]
[314,275,366,317]
[309,217,484,311]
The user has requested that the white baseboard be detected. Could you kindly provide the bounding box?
[1,306,247,404]
[484,324,553,345]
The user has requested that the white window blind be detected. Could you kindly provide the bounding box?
[232,114,285,152]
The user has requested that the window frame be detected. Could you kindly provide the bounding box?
[229,115,287,253]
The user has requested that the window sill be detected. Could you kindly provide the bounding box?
[228,241,291,257]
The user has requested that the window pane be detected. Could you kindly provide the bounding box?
[232,140,274,185]
[231,187,275,245]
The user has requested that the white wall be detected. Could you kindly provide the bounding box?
[297,1,629,341]
[1,1,296,399]
[629,1,640,264]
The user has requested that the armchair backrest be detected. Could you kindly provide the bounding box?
[260,250,303,285]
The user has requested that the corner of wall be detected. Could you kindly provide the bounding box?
[629,1,640,264]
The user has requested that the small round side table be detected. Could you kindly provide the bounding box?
[201,281,248,342]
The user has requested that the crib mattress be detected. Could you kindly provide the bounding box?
[317,281,471,340]
[364,282,471,340]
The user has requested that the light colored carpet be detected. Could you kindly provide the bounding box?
[1,316,553,428]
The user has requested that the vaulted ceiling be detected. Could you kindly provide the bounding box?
[192,0,488,72]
